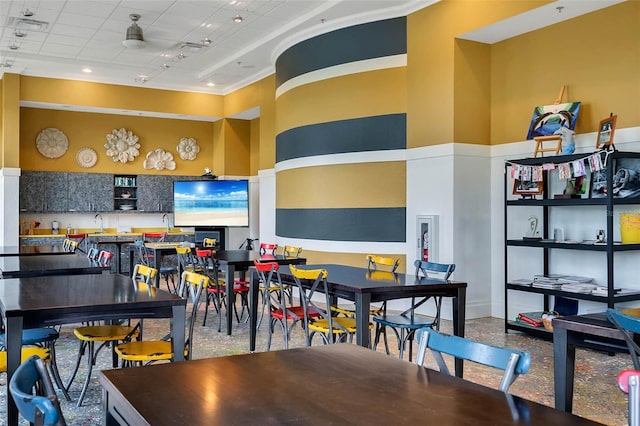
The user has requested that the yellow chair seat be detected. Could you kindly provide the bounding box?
[331,304,384,317]
[0,347,50,372]
[114,340,187,362]
[308,317,369,334]
[73,325,139,342]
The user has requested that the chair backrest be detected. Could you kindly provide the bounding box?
[62,239,79,253]
[176,271,209,359]
[366,255,400,272]
[176,246,195,274]
[202,238,217,249]
[618,370,640,426]
[86,247,99,261]
[9,355,66,426]
[283,245,302,258]
[131,264,158,286]
[97,250,114,266]
[66,233,88,253]
[415,328,530,392]
[414,260,455,281]
[143,232,166,243]
[607,308,640,369]
[259,243,278,255]
[194,248,219,282]
[289,264,348,344]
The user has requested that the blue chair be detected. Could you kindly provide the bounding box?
[607,308,640,369]
[373,260,455,361]
[618,370,640,426]
[0,328,69,401]
[415,328,531,392]
[9,355,66,426]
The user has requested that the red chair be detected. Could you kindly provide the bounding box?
[254,260,320,350]
[97,250,114,267]
[259,242,278,256]
[618,370,640,426]
[196,249,250,331]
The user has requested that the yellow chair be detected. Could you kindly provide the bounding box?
[65,264,156,406]
[62,239,79,253]
[282,245,302,257]
[202,238,217,248]
[114,271,208,366]
[0,347,50,373]
[290,265,366,345]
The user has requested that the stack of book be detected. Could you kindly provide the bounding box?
[532,274,594,291]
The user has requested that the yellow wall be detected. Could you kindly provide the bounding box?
[250,118,260,176]
[20,107,214,174]
[221,118,250,176]
[490,1,640,144]
[20,76,224,119]
[407,0,554,148]
[1,74,20,168]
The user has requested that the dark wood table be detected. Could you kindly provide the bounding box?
[249,263,466,374]
[215,250,306,335]
[0,253,110,278]
[0,245,72,256]
[100,343,601,425]
[1,273,186,426]
[553,312,628,412]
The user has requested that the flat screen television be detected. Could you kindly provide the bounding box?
[173,180,249,227]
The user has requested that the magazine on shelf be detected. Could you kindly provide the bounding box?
[509,278,533,286]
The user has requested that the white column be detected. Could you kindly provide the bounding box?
[0,168,21,246]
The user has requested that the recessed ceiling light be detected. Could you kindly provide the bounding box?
[13,30,26,38]
[206,82,215,87]
[9,43,19,50]
[22,8,34,17]
[233,14,243,23]
[82,67,92,73]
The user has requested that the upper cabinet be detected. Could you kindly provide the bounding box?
[137,175,174,212]
[20,171,68,213]
[68,173,113,212]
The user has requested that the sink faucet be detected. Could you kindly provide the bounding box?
[94,213,104,233]
[162,214,170,231]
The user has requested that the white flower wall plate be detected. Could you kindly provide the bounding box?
[143,149,176,171]
[36,128,69,158]
[105,128,140,163]
[76,148,97,168]
[177,137,200,160]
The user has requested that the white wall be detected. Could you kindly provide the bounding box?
[0,168,20,246]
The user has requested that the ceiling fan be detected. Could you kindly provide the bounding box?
[122,14,145,48]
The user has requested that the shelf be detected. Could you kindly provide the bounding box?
[507,197,640,206]
[507,284,640,303]
[506,239,640,251]
[505,321,552,340]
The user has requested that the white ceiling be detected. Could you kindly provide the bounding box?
[0,0,625,98]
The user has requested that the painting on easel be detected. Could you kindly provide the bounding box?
[526,101,581,140]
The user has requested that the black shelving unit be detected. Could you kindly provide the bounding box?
[504,151,640,338]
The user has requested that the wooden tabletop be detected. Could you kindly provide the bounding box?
[100,344,601,425]
[0,253,108,278]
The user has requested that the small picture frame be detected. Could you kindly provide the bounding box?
[590,168,608,198]
[596,115,617,149]
[612,157,640,198]
[513,179,543,196]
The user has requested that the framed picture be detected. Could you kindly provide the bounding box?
[596,115,617,149]
[612,157,640,198]
[564,175,590,197]
[513,179,543,195]
[590,168,608,198]
[526,102,581,140]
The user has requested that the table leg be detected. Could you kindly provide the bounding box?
[171,304,186,361]
[354,293,371,348]
[453,287,466,377]
[249,269,259,351]
[553,326,575,412]
[114,244,122,274]
[153,248,161,288]
[226,264,235,335]
[128,246,135,278]
[6,315,24,426]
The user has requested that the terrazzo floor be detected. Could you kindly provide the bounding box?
[0,303,631,425]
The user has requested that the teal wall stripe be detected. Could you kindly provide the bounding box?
[276,17,406,88]
[276,114,406,163]
[276,207,406,242]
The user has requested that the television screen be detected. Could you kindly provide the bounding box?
[173,180,249,227]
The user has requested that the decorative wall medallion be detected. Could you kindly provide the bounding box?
[36,128,69,158]
[176,137,200,160]
[143,149,176,171]
[76,148,97,168]
[105,128,140,163]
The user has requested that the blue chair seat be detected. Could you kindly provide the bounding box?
[373,314,434,329]
[0,328,59,346]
